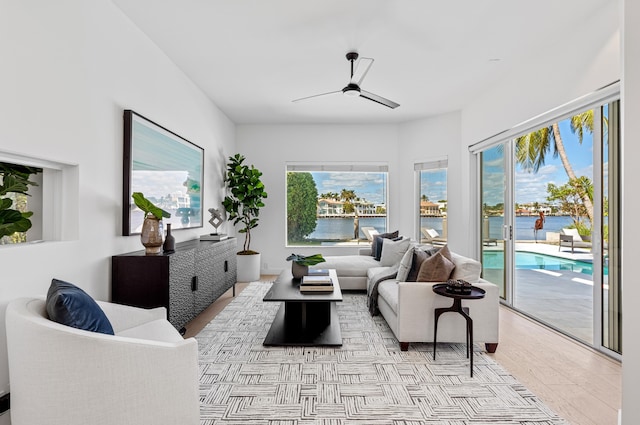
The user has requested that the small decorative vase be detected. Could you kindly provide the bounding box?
[163,223,175,253]
[140,215,163,255]
[291,262,308,279]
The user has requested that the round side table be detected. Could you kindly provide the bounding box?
[432,283,486,377]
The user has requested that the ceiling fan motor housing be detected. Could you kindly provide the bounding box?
[342,83,361,97]
[346,52,359,61]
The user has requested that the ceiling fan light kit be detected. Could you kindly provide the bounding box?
[293,51,399,109]
[342,83,361,97]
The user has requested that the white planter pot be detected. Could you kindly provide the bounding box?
[236,252,261,282]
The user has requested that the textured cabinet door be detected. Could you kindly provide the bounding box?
[168,248,196,329]
[194,246,216,316]
[222,239,238,292]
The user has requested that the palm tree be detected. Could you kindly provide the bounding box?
[340,189,357,214]
[515,111,595,225]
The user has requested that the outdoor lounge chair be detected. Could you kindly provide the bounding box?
[361,226,379,242]
[420,227,447,245]
[559,228,592,253]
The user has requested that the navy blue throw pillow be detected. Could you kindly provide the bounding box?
[46,279,114,335]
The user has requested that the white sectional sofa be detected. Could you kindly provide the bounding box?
[312,243,499,352]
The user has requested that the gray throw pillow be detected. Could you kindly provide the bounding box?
[396,246,415,282]
[371,230,400,260]
[407,249,430,281]
[380,237,411,267]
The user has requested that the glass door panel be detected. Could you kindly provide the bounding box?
[512,114,595,344]
[481,146,507,299]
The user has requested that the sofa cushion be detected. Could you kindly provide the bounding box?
[380,237,411,267]
[371,230,399,260]
[316,255,381,277]
[377,280,400,313]
[367,266,396,293]
[46,279,114,335]
[416,251,456,282]
[450,252,482,282]
[117,319,184,343]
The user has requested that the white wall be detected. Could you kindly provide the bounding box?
[236,118,466,273]
[0,1,235,419]
[461,3,620,146]
[397,112,467,254]
[235,124,398,272]
[621,1,639,423]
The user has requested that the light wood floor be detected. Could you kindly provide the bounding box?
[184,277,621,425]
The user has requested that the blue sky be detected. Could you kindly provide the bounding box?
[483,114,600,206]
[312,171,387,205]
[514,119,594,204]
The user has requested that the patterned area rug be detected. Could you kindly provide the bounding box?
[196,281,568,425]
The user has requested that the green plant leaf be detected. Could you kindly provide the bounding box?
[285,253,326,266]
[132,192,171,219]
[0,198,13,210]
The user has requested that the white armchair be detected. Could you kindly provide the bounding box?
[5,298,199,425]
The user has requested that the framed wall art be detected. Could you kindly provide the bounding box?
[123,110,204,235]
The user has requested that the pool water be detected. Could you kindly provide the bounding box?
[483,251,603,276]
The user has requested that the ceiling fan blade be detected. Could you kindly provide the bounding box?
[292,90,342,103]
[360,90,400,109]
[350,57,374,86]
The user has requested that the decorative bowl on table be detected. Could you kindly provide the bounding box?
[445,279,472,295]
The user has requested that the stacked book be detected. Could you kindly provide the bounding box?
[300,270,334,293]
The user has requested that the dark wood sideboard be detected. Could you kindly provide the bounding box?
[112,238,237,331]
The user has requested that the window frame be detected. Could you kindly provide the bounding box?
[414,157,448,244]
[285,162,389,247]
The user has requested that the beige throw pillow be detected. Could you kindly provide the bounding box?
[416,251,456,282]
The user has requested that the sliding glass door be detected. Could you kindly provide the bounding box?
[476,98,621,356]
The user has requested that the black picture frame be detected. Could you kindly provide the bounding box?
[123,110,204,236]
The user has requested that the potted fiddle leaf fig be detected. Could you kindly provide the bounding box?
[222,153,268,282]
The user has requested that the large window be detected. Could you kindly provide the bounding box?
[286,163,388,246]
[415,159,447,245]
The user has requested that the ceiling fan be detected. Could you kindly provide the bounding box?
[292,52,400,109]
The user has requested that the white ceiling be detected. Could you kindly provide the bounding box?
[113,0,610,125]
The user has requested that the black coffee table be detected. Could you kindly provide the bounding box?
[432,283,486,377]
[263,269,343,346]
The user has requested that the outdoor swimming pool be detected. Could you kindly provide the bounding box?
[483,251,601,276]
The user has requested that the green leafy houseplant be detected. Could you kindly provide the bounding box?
[132,192,171,219]
[286,253,325,279]
[286,253,326,266]
[0,162,42,242]
[222,154,268,254]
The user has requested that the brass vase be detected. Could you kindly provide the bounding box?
[141,215,164,255]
